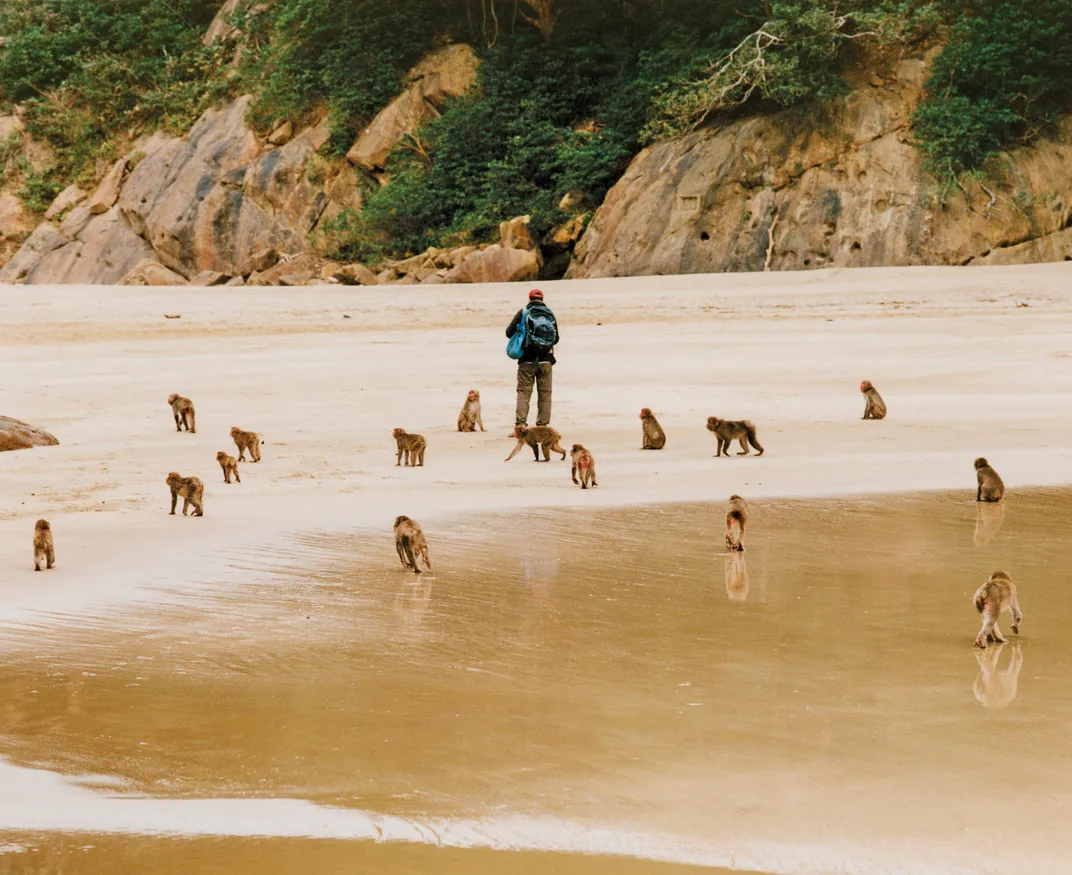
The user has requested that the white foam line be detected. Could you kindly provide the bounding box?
[0,758,1003,875]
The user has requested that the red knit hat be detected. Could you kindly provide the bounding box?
[528,289,544,300]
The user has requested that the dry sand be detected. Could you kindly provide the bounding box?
[2,262,1072,620]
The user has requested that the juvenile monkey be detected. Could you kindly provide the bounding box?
[859,380,887,420]
[33,519,54,571]
[972,570,1022,649]
[505,425,567,462]
[725,494,748,552]
[167,393,196,433]
[216,451,240,484]
[706,417,764,457]
[974,457,1004,502]
[392,428,427,467]
[230,427,262,463]
[393,515,432,574]
[457,390,485,432]
[639,408,666,449]
[570,444,598,488]
[166,472,204,517]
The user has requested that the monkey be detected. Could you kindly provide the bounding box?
[974,457,1004,502]
[457,389,485,433]
[706,417,764,457]
[972,570,1022,649]
[973,641,1023,710]
[230,427,262,463]
[973,501,1006,547]
[166,472,204,517]
[216,451,240,484]
[167,393,196,433]
[393,515,432,574]
[639,408,666,449]
[724,553,749,601]
[392,428,427,467]
[33,519,54,571]
[570,444,598,488]
[859,380,887,420]
[505,425,567,462]
[725,494,748,552]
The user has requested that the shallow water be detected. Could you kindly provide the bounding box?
[2,491,1072,874]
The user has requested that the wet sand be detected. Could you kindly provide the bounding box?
[2,491,1071,874]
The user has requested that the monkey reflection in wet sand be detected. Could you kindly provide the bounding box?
[859,380,886,420]
[973,641,1023,709]
[706,417,764,457]
[216,451,240,484]
[393,515,432,574]
[167,393,195,433]
[973,571,1022,649]
[33,519,55,571]
[505,425,566,462]
[230,427,261,462]
[724,553,749,601]
[639,408,666,449]
[725,495,748,552]
[457,390,485,432]
[392,428,426,467]
[973,501,1006,547]
[166,473,204,517]
[570,444,598,488]
[975,457,1005,502]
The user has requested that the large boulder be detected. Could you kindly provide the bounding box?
[0,223,65,284]
[447,245,539,283]
[0,416,59,452]
[347,44,478,171]
[43,184,87,220]
[568,55,1072,277]
[86,158,127,215]
[120,258,188,286]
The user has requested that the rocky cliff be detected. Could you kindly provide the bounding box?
[568,56,1072,278]
[2,43,1071,286]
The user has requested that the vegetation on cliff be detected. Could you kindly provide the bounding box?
[0,0,1070,260]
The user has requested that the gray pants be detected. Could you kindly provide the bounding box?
[516,361,553,426]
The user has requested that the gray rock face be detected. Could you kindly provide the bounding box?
[569,57,1072,278]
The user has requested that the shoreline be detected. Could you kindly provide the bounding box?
[2,262,1072,627]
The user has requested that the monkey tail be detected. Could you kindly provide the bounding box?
[746,425,764,456]
[974,588,988,614]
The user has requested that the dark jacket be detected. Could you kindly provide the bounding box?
[506,302,559,364]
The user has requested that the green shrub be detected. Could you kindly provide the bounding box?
[915,0,1072,176]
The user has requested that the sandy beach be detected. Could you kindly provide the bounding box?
[2,263,1072,620]
[4,263,1072,874]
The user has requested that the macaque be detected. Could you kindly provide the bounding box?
[166,472,204,517]
[972,570,1022,649]
[457,390,485,432]
[33,519,54,571]
[706,417,764,457]
[230,427,262,463]
[167,393,195,433]
[216,451,240,484]
[570,444,598,488]
[639,408,666,449]
[724,553,749,601]
[505,425,566,462]
[974,457,1004,502]
[973,641,1023,710]
[392,428,427,467]
[393,515,432,574]
[859,380,887,420]
[725,494,748,552]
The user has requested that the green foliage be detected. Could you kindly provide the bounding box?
[915,0,1072,176]
[17,161,63,213]
[238,0,457,152]
[0,0,231,183]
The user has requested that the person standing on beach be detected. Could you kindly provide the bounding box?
[506,289,559,428]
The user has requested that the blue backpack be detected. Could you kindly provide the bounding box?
[506,311,527,359]
[523,305,557,356]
